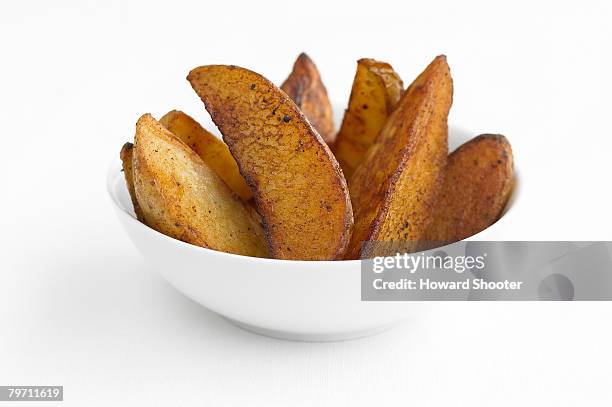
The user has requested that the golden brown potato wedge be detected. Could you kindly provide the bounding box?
[346,56,453,259]
[188,65,353,260]
[333,59,404,179]
[424,134,514,246]
[119,142,145,222]
[133,113,268,257]
[281,53,335,144]
[159,110,252,200]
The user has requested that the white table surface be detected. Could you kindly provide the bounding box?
[1,1,611,405]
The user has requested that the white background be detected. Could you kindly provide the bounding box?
[1,0,612,405]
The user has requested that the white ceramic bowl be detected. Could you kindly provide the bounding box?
[107,126,519,341]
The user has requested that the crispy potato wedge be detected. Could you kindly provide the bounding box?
[119,142,145,222]
[133,113,268,257]
[333,59,404,179]
[424,134,514,246]
[281,53,335,144]
[159,110,252,200]
[188,65,353,260]
[346,56,453,259]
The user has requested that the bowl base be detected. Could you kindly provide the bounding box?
[225,318,398,342]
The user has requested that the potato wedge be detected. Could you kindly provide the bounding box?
[188,65,353,260]
[159,110,252,200]
[119,142,145,222]
[333,59,404,179]
[424,134,514,246]
[281,53,335,144]
[133,113,268,257]
[346,56,453,259]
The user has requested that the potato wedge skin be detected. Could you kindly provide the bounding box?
[159,110,252,201]
[133,114,268,257]
[119,142,145,222]
[188,65,353,260]
[281,53,335,144]
[424,134,514,246]
[346,56,453,259]
[333,59,404,179]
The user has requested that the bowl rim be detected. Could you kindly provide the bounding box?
[107,152,520,265]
